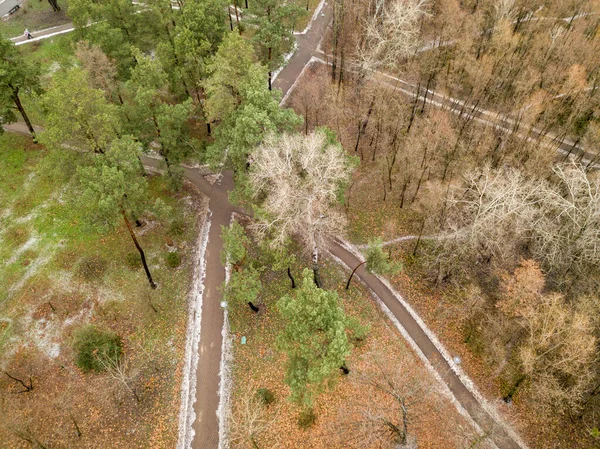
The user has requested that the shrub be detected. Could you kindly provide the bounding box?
[166,251,181,268]
[126,252,141,269]
[298,408,317,429]
[78,256,107,281]
[256,388,275,405]
[72,325,122,372]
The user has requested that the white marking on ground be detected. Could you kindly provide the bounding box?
[176,210,211,449]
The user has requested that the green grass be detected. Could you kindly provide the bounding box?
[1,0,70,38]
[19,32,75,76]
[0,132,204,447]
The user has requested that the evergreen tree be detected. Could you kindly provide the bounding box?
[248,0,305,89]
[77,135,161,288]
[125,50,195,188]
[172,0,227,101]
[0,35,40,138]
[40,67,120,161]
[277,269,351,407]
[205,39,302,171]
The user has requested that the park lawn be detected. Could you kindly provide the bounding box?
[0,0,70,39]
[225,217,486,449]
[0,133,208,448]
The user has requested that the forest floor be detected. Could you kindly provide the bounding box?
[285,62,599,449]
[0,133,207,448]
[225,216,488,449]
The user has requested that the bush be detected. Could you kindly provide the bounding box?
[166,251,181,268]
[78,256,107,281]
[298,408,317,429]
[125,252,141,269]
[256,388,275,405]
[72,325,122,372]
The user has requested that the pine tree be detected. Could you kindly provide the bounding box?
[277,269,351,407]
[0,35,40,139]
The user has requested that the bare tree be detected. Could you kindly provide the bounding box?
[330,351,484,448]
[249,130,356,278]
[497,260,597,412]
[230,386,280,449]
[97,354,141,402]
[533,164,600,280]
[354,0,429,74]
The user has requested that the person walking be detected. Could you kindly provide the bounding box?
[24,29,33,39]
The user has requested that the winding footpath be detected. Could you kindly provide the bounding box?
[4,4,530,448]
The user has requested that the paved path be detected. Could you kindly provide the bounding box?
[329,241,523,449]
[142,159,236,449]
[272,1,332,95]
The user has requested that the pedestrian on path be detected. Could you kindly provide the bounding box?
[24,29,33,39]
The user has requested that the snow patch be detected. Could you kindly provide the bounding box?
[176,210,211,449]
[7,246,53,299]
[271,41,298,83]
[217,214,236,449]
[6,235,39,266]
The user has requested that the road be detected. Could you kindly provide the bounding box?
[4,3,530,448]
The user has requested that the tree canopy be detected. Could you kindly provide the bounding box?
[277,269,351,406]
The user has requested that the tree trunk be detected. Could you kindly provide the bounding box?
[47,0,60,11]
[11,88,36,140]
[345,260,366,289]
[406,83,420,133]
[411,166,428,203]
[4,372,33,392]
[233,0,241,33]
[503,374,527,403]
[268,48,272,91]
[412,219,425,256]
[287,267,296,288]
[71,415,82,438]
[122,209,156,289]
[312,249,321,288]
